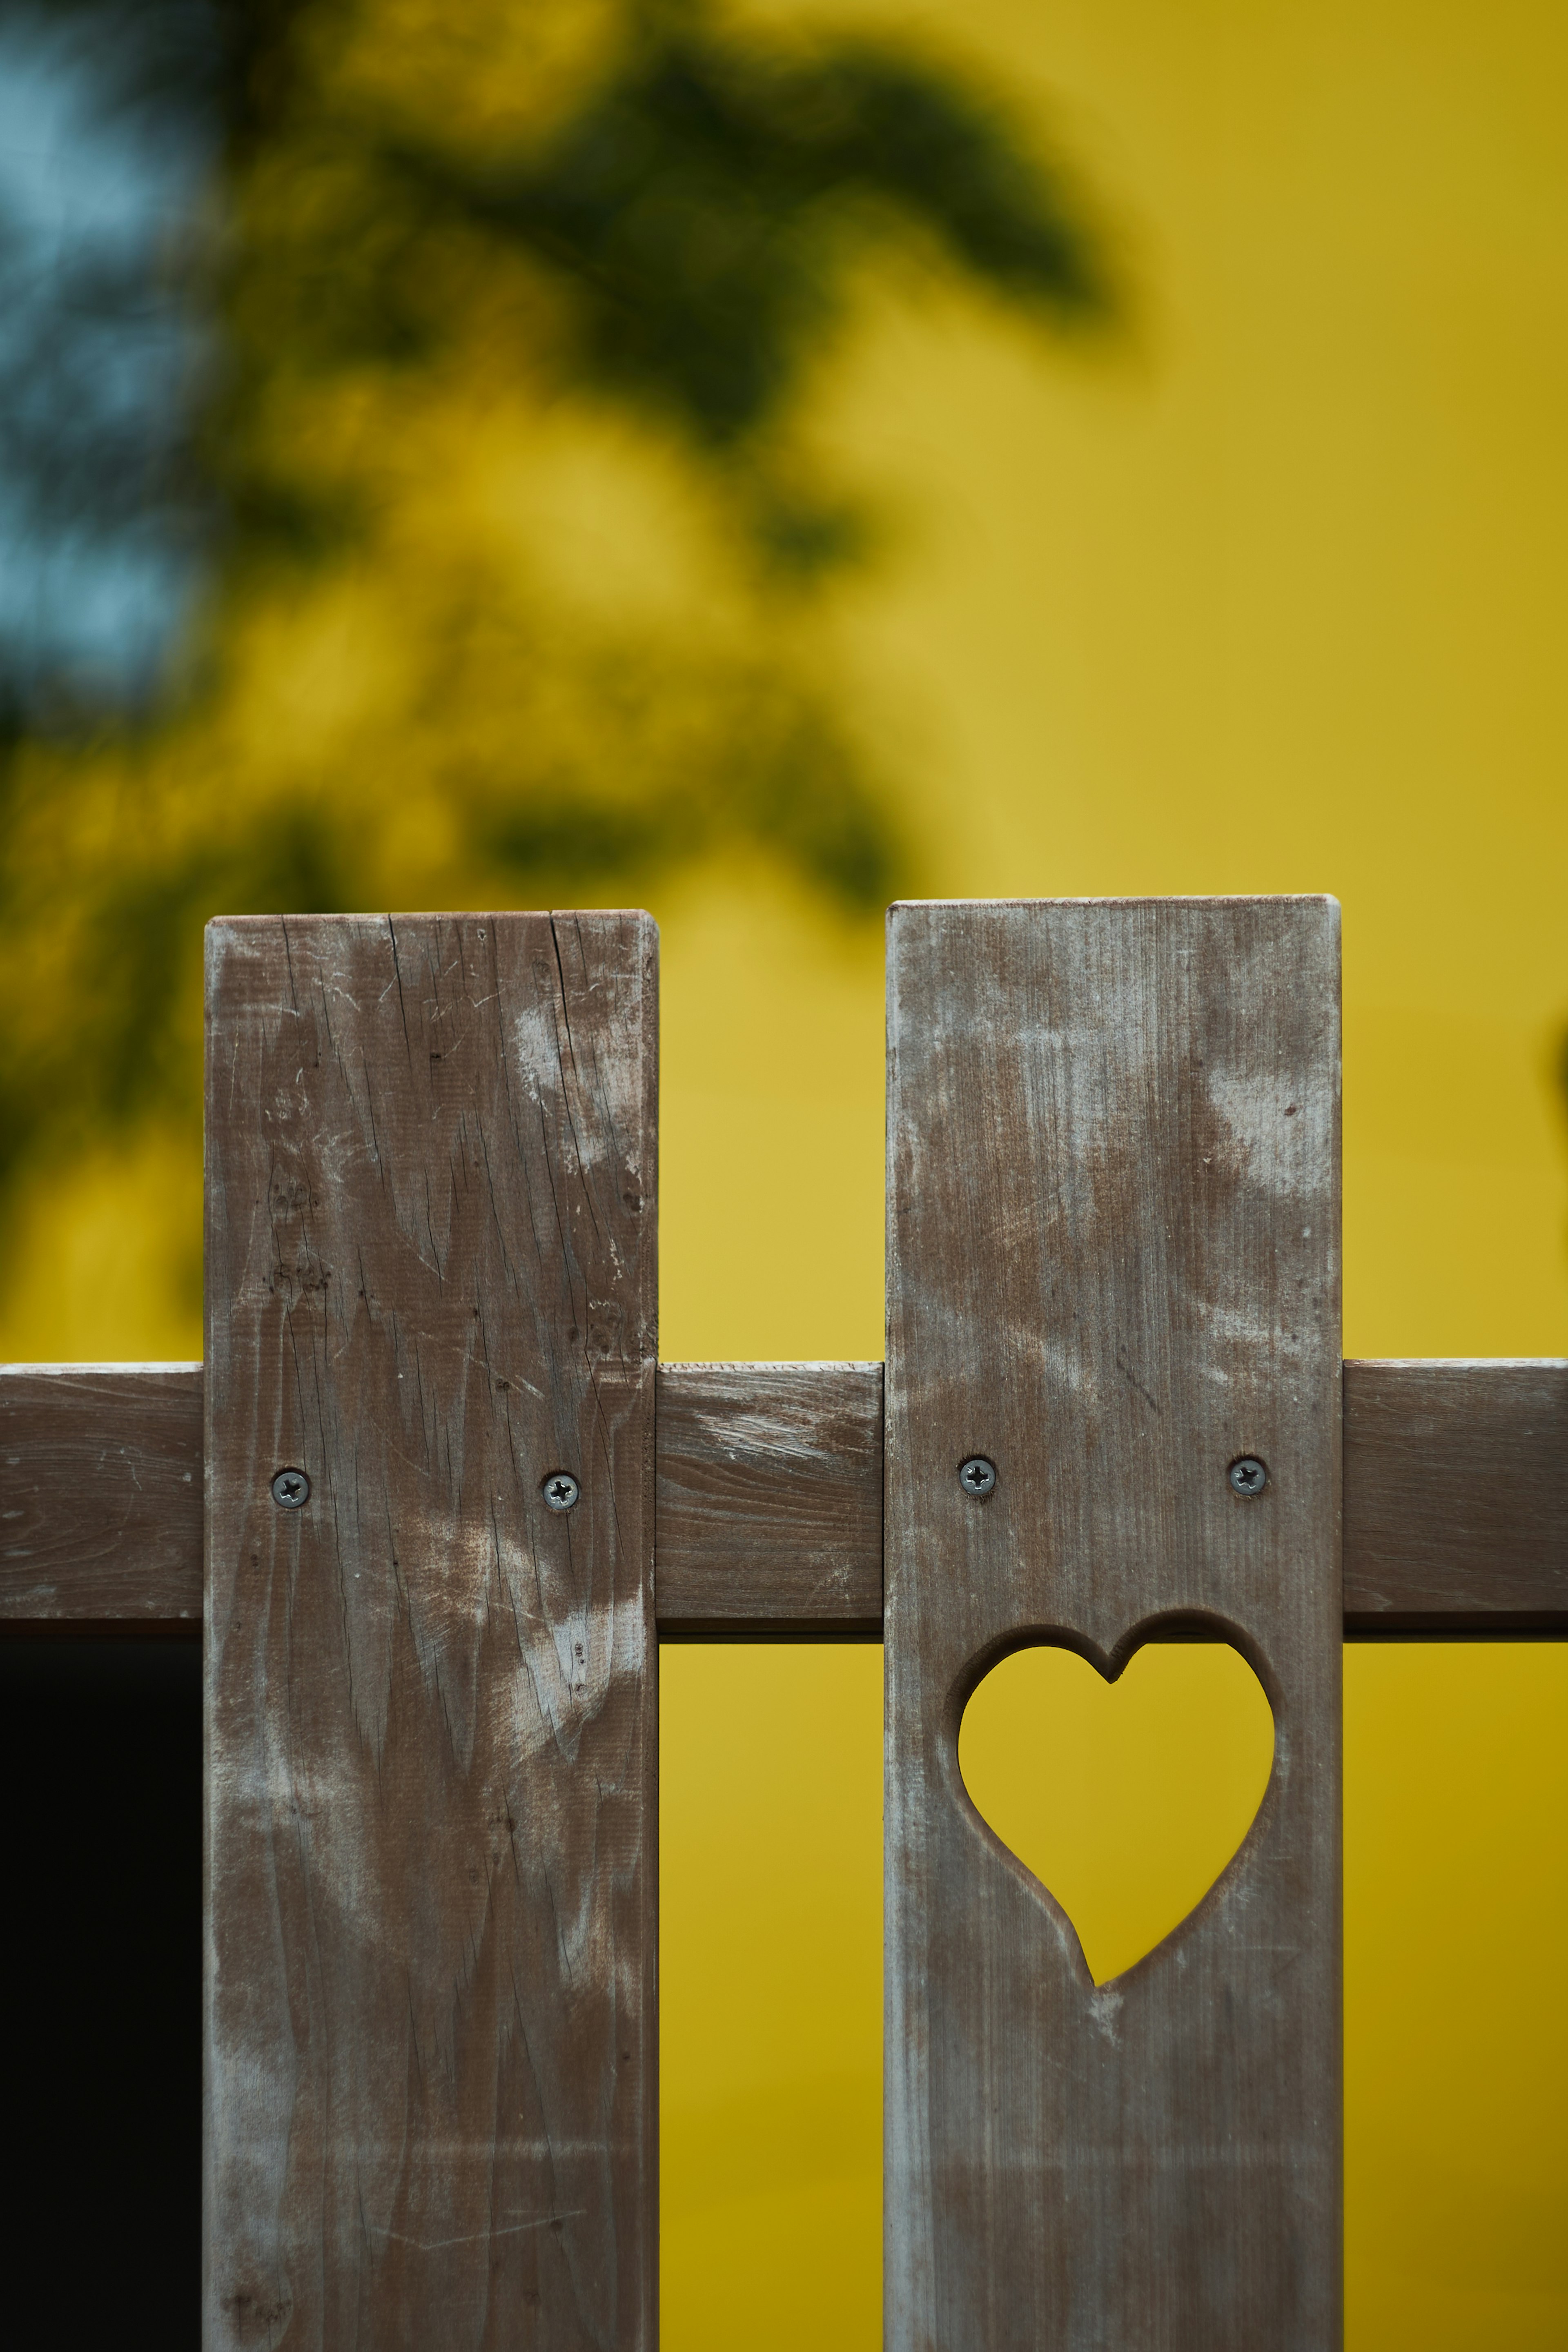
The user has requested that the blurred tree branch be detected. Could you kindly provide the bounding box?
[0,0,1120,1212]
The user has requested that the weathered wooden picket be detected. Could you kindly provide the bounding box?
[1,899,1564,2349]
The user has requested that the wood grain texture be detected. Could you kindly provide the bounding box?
[654,1362,882,1636]
[204,912,657,2352]
[884,898,1343,2350]
[1343,1358,1568,1633]
[5,1361,1564,1641]
[0,1365,202,1624]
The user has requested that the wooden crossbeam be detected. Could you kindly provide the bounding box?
[3,1356,1563,1637]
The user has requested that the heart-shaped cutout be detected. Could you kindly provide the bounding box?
[957,1642,1274,1985]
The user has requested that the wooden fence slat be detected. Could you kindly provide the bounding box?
[0,1365,202,1626]
[654,1362,882,1636]
[203,913,658,2351]
[5,1359,1565,1636]
[1343,1358,1568,1633]
[884,898,1343,2348]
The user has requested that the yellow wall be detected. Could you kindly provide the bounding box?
[657,3,1568,2346]
[7,2,1566,2345]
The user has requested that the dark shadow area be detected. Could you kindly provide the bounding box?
[0,1637,199,2344]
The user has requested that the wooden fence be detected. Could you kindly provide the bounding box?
[2,898,1564,2349]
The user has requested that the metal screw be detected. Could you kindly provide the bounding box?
[543,1471,581,1513]
[1229,1456,1268,1498]
[959,1456,997,1498]
[271,1468,310,1509]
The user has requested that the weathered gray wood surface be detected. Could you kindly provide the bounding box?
[0,1364,202,1626]
[884,898,1343,2349]
[204,913,657,2352]
[1343,1358,1568,1633]
[5,1359,1564,1636]
[654,1362,882,1635]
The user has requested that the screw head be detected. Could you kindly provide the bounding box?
[271,1468,310,1509]
[1228,1456,1268,1498]
[958,1456,997,1498]
[543,1471,581,1513]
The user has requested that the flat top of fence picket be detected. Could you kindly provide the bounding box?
[885,891,1343,910]
[202,906,661,933]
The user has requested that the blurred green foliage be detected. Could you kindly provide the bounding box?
[0,0,1116,1200]
[378,29,1105,448]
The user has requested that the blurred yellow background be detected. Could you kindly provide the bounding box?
[6,0,1567,2346]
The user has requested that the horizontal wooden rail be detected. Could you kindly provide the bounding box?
[1,1358,1564,1637]
[1341,1359,1567,1634]
[655,1362,884,1635]
[2,1364,203,1628]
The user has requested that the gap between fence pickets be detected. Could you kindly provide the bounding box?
[2,1357,1564,1636]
